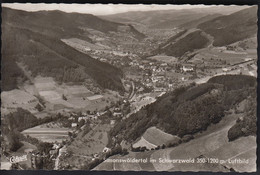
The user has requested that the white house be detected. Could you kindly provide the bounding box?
[110,120,116,125]
[71,123,77,128]
[103,147,111,153]
[182,66,194,72]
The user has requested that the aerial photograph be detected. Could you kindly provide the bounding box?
[0,3,257,172]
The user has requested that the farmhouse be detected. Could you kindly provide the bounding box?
[71,123,78,128]
[222,68,228,72]
[78,116,88,121]
[110,120,116,125]
[103,147,111,153]
[182,65,194,72]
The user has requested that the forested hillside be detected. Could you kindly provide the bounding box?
[2,7,144,39]
[152,6,257,57]
[110,75,256,143]
[1,7,129,92]
[198,6,257,46]
[154,30,209,57]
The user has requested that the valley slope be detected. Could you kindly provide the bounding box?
[96,75,257,172]
[2,7,146,92]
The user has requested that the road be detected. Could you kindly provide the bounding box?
[54,147,63,170]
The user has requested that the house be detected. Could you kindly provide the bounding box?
[71,123,77,128]
[114,107,121,112]
[88,114,98,120]
[93,153,99,159]
[110,120,116,125]
[78,116,88,121]
[113,112,122,117]
[52,143,61,150]
[161,63,167,67]
[182,65,194,72]
[181,77,187,81]
[103,147,111,153]
[222,68,228,72]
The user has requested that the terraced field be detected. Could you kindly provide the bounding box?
[22,123,72,143]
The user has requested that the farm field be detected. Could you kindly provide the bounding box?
[1,89,39,115]
[147,55,178,64]
[22,122,72,143]
[133,127,180,149]
[143,127,180,146]
[68,124,111,155]
[32,76,115,112]
[133,137,157,150]
[64,123,112,168]
[61,38,105,51]
[131,96,156,110]
[192,46,256,66]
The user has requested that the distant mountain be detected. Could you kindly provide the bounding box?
[2,7,132,92]
[198,6,257,46]
[152,29,210,57]
[2,7,145,41]
[101,10,208,29]
[100,6,247,29]
[152,6,257,57]
[179,13,222,29]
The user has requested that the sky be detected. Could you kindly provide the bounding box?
[2,3,217,16]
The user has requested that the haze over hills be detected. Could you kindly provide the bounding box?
[179,14,222,29]
[100,6,248,29]
[152,6,257,57]
[198,6,257,46]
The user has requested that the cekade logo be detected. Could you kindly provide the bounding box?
[9,155,28,163]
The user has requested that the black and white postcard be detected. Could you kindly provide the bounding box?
[1,3,258,172]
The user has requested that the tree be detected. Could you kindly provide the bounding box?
[62,94,67,101]
[161,144,166,149]
[9,131,23,152]
[35,103,44,112]
[78,119,85,128]
[38,142,53,154]
[121,148,129,155]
